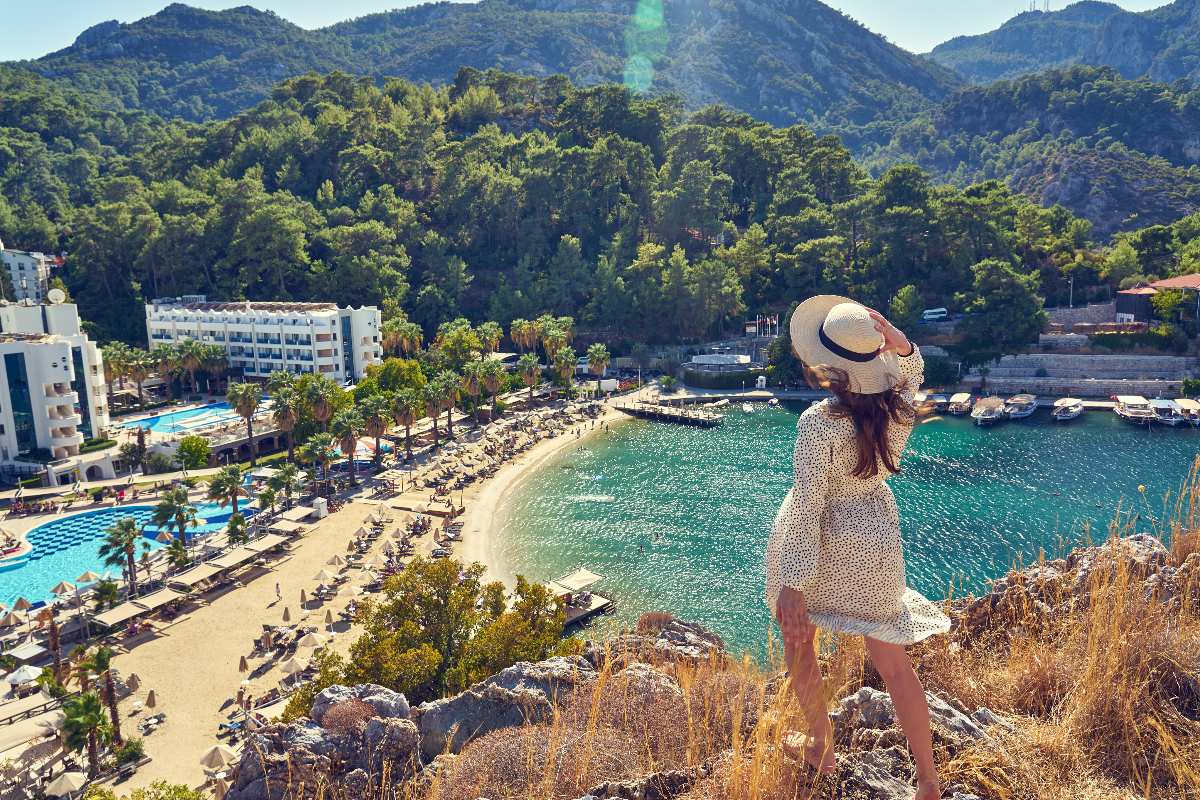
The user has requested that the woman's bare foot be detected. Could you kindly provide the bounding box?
[914,777,941,800]
[781,731,836,773]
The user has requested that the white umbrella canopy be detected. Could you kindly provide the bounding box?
[279,657,307,675]
[325,555,346,567]
[295,632,324,648]
[44,771,87,797]
[199,743,239,769]
[312,569,337,583]
[6,664,43,684]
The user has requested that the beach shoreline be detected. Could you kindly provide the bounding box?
[455,394,637,585]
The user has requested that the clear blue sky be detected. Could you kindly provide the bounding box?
[3,0,1172,61]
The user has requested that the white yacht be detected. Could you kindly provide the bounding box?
[741,403,754,414]
[1175,398,1200,427]
[1113,395,1156,426]
[1052,397,1084,422]
[1003,394,1038,419]
[947,392,973,415]
[971,397,1006,426]
[1150,398,1186,427]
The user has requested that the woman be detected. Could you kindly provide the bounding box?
[765,296,950,800]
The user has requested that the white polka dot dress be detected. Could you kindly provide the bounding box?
[764,349,950,645]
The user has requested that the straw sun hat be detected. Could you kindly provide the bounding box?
[789,295,902,395]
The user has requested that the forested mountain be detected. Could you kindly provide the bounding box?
[928,0,1200,86]
[3,66,1124,359]
[861,66,1200,235]
[17,0,958,129]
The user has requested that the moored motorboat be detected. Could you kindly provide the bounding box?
[1052,397,1084,422]
[1113,395,1156,426]
[768,398,780,407]
[971,396,1006,426]
[1175,397,1200,427]
[1003,393,1038,419]
[741,403,754,413]
[947,392,973,415]
[1150,398,1186,427]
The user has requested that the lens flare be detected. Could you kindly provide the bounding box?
[624,0,667,91]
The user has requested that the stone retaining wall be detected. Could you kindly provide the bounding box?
[1046,302,1115,326]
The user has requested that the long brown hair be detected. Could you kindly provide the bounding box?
[804,364,916,478]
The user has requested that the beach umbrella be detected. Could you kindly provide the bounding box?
[156,532,174,543]
[75,571,102,583]
[355,526,369,537]
[212,778,229,799]
[325,555,346,567]
[126,673,141,692]
[296,632,324,648]
[324,609,334,626]
[0,611,23,627]
[6,664,42,684]
[312,569,337,583]
[145,690,157,709]
[260,632,273,650]
[281,607,291,623]
[238,655,249,673]
[299,589,308,605]
[44,771,87,797]
[50,581,75,596]
[199,744,239,769]
[346,540,356,552]
[279,657,307,675]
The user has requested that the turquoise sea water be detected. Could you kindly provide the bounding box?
[496,404,1200,656]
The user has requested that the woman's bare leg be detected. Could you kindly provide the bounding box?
[782,623,835,771]
[864,637,941,799]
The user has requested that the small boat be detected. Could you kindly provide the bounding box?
[1174,398,1200,427]
[947,392,973,415]
[971,396,1006,426]
[709,399,730,408]
[741,403,754,414]
[1003,393,1038,419]
[768,398,780,407]
[928,394,948,408]
[1052,397,1084,422]
[1150,398,1186,427]
[1113,395,1156,426]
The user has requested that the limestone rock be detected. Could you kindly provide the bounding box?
[414,683,553,760]
[587,765,705,799]
[831,746,913,799]
[584,618,725,668]
[477,655,596,701]
[832,687,987,746]
[311,683,410,726]
[361,716,421,776]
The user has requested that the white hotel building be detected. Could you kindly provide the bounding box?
[0,299,114,484]
[0,239,55,303]
[145,297,382,383]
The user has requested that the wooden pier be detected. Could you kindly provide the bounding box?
[618,402,723,427]
[544,568,615,627]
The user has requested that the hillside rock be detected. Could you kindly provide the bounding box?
[414,683,554,761]
[583,618,726,667]
[477,654,597,699]
[310,683,410,725]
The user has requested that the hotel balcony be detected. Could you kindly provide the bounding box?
[51,428,84,448]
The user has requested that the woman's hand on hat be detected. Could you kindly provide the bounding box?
[866,309,911,356]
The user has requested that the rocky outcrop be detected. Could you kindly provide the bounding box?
[414,682,554,761]
[310,683,410,726]
[583,618,726,668]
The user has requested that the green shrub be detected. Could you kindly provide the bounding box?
[1089,323,1189,354]
[80,438,117,453]
[1182,378,1200,398]
[115,737,145,765]
[923,356,959,387]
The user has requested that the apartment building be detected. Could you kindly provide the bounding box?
[0,238,55,302]
[145,297,382,383]
[0,299,110,440]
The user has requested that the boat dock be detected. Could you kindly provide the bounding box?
[544,567,614,627]
[618,402,723,427]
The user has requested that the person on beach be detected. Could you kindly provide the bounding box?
[765,297,950,800]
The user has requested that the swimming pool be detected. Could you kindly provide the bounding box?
[120,402,240,433]
[0,502,258,606]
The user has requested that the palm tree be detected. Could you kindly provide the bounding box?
[201,344,228,394]
[517,353,541,404]
[509,318,535,352]
[586,342,611,397]
[360,394,391,467]
[299,433,337,496]
[330,408,364,487]
[207,464,243,517]
[482,359,504,421]
[461,362,484,425]
[422,382,442,449]
[101,342,132,391]
[257,487,277,513]
[227,381,263,466]
[477,321,503,359]
[306,375,338,432]
[126,349,153,409]
[153,486,197,546]
[63,692,111,778]
[177,339,204,395]
[267,463,304,508]
[227,512,249,546]
[271,386,302,463]
[553,346,577,399]
[92,579,119,610]
[391,389,420,461]
[84,647,122,745]
[436,371,460,440]
[165,538,190,569]
[266,370,295,395]
[47,611,63,681]
[149,342,179,399]
[381,318,424,356]
[97,517,147,598]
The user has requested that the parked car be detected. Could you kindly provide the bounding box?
[921,307,949,322]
